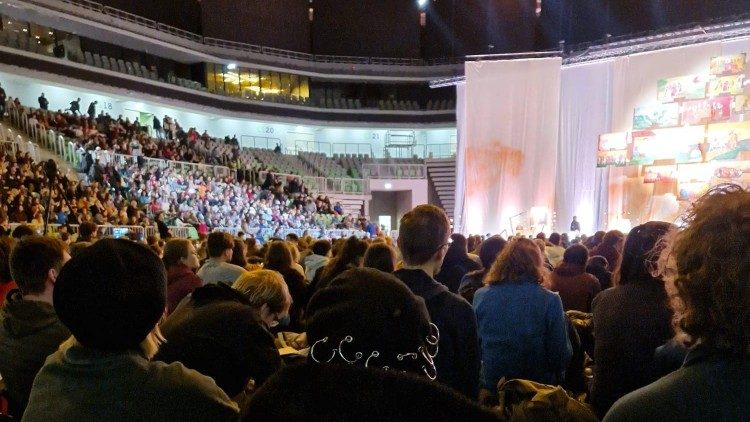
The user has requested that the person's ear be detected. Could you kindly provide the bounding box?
[48,268,59,284]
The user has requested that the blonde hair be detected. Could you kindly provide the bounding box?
[233,269,290,314]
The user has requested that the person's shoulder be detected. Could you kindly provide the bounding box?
[145,360,238,413]
[604,370,687,421]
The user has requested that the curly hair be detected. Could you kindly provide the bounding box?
[672,184,750,355]
[483,238,546,285]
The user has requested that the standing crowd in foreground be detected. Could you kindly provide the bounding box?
[0,185,747,421]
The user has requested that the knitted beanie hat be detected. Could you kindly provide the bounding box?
[54,238,166,351]
[306,268,437,377]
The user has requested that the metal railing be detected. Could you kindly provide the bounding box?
[332,143,374,158]
[9,222,197,239]
[30,0,460,67]
[361,163,427,179]
[258,169,369,195]
[424,143,457,159]
[240,135,282,150]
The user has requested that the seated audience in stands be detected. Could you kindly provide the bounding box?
[473,238,572,403]
[0,236,70,417]
[245,267,499,421]
[586,255,613,291]
[23,239,238,421]
[458,236,507,303]
[435,234,482,293]
[362,242,398,273]
[605,185,750,421]
[197,232,247,285]
[393,205,480,399]
[591,221,675,418]
[155,276,282,409]
[302,239,331,282]
[549,244,601,312]
[163,238,203,314]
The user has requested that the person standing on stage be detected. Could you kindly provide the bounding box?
[570,216,581,233]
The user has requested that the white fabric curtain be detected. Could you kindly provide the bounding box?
[556,61,614,235]
[453,83,467,234]
[460,58,562,236]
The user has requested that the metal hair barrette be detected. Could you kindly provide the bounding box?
[310,323,440,380]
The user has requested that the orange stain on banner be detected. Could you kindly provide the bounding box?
[465,143,525,181]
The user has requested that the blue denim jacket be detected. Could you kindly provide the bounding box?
[473,275,572,389]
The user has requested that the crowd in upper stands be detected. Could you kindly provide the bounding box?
[0,183,747,421]
[2,94,376,234]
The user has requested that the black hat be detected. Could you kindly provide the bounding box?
[54,238,166,351]
[306,268,436,377]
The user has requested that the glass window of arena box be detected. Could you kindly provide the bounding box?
[204,63,308,102]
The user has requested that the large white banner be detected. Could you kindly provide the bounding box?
[460,58,562,236]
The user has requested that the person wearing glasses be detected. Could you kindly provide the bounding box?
[393,205,480,400]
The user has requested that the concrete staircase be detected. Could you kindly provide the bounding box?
[425,158,456,220]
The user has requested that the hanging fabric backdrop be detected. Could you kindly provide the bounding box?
[458,58,561,236]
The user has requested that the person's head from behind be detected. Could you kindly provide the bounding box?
[11,224,35,240]
[231,239,248,268]
[477,236,507,270]
[264,241,293,272]
[616,221,673,286]
[10,236,69,298]
[549,232,561,246]
[306,268,437,378]
[561,244,589,268]
[311,239,331,257]
[671,184,750,354]
[207,231,234,261]
[53,239,166,358]
[162,238,200,270]
[397,205,450,275]
[484,238,545,285]
[586,255,609,274]
[285,233,299,244]
[363,243,398,273]
[233,270,291,329]
[77,221,98,242]
[600,230,625,249]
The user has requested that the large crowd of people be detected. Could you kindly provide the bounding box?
[0,183,746,420]
[2,94,378,235]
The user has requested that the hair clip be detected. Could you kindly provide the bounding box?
[309,336,335,363]
[364,350,380,368]
[338,335,363,364]
[396,352,418,361]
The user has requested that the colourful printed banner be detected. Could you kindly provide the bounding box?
[681,96,731,125]
[708,75,745,97]
[705,121,750,161]
[597,132,630,167]
[709,54,746,76]
[657,75,707,102]
[631,126,705,165]
[633,103,680,130]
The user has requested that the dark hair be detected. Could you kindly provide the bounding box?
[0,237,14,284]
[231,239,248,268]
[207,232,234,258]
[442,233,470,266]
[617,221,673,286]
[163,238,191,269]
[78,222,97,241]
[11,224,35,239]
[549,232,561,246]
[363,243,397,273]
[673,184,750,354]
[562,244,588,267]
[320,236,368,282]
[600,230,624,248]
[586,255,609,270]
[477,236,507,269]
[264,241,294,272]
[398,205,450,265]
[286,233,299,242]
[311,239,332,257]
[10,236,66,295]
